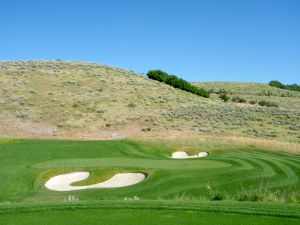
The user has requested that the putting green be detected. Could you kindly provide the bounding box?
[34,158,230,169]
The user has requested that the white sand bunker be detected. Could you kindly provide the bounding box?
[171,151,209,159]
[45,172,145,191]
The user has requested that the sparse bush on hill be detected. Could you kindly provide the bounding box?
[269,80,300,92]
[261,90,272,96]
[219,89,230,102]
[15,111,28,118]
[128,102,136,109]
[219,93,230,102]
[219,88,229,94]
[231,96,246,103]
[258,100,278,107]
[147,70,210,98]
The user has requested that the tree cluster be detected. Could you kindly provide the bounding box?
[269,80,300,92]
[147,70,210,98]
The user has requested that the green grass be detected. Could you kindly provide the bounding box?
[0,200,299,225]
[0,139,299,202]
[1,209,298,225]
[0,139,299,224]
[1,207,299,225]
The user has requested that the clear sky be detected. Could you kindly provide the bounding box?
[1,0,299,83]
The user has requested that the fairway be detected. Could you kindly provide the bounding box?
[0,139,299,224]
[1,207,299,225]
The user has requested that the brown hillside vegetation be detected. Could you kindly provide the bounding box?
[0,60,299,151]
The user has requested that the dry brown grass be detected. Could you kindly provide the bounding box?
[0,60,299,150]
[134,133,300,154]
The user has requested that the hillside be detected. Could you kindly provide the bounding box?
[0,60,299,149]
[194,81,300,110]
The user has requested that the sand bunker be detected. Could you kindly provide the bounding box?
[197,152,209,157]
[45,172,145,191]
[171,151,209,159]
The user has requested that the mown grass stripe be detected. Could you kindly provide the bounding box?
[0,201,299,218]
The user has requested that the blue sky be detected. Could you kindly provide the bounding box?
[0,0,299,83]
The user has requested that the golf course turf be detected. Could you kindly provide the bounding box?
[1,207,299,225]
[0,139,299,224]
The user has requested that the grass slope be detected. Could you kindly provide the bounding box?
[195,81,300,109]
[0,60,300,146]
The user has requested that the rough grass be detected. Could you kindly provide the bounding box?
[0,60,300,145]
[136,135,300,153]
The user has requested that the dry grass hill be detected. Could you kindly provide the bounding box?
[0,60,299,151]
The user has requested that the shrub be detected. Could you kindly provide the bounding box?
[147,70,210,98]
[147,70,168,82]
[128,102,136,109]
[219,88,229,94]
[219,93,230,102]
[141,127,151,132]
[15,111,28,118]
[262,90,272,96]
[286,83,300,92]
[249,100,257,105]
[269,80,285,89]
[258,100,278,107]
[269,80,300,92]
[231,96,246,103]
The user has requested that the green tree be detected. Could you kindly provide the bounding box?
[147,70,210,98]
[147,70,168,82]
[269,80,285,89]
